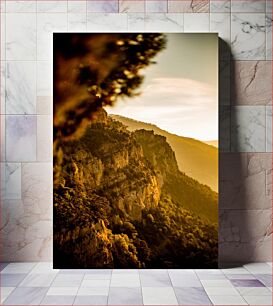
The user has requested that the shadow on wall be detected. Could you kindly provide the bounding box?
[218,38,272,267]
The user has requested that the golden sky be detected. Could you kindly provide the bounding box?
[106,33,218,141]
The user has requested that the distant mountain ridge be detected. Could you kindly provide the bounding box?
[110,115,218,192]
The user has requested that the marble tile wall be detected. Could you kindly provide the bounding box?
[0,0,272,263]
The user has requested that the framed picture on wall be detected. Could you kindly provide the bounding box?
[53,33,218,269]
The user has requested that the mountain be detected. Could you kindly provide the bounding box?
[205,140,218,148]
[110,115,218,192]
[54,109,218,269]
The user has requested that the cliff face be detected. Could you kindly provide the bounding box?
[54,109,218,268]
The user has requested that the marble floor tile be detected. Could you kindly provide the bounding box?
[225,274,256,280]
[140,272,171,287]
[142,287,178,305]
[108,287,143,305]
[0,287,15,303]
[3,287,48,305]
[19,273,56,287]
[231,13,266,60]
[41,295,75,305]
[208,294,248,305]
[204,286,240,296]
[174,287,212,305]
[169,274,202,287]
[1,263,36,274]
[37,96,52,116]
[83,273,111,280]
[74,295,108,305]
[243,294,273,305]
[52,274,84,287]
[110,274,140,287]
[87,0,118,13]
[60,269,111,274]
[77,286,109,296]
[112,269,139,275]
[82,279,110,287]
[46,286,78,296]
[37,115,52,162]
[29,263,58,275]
[244,262,272,274]
[201,279,234,287]
[230,279,265,287]
[0,263,9,271]
[237,286,272,295]
[254,274,273,287]
[1,274,27,287]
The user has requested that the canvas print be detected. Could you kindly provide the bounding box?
[53,33,218,268]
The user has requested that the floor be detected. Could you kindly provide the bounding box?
[0,262,272,305]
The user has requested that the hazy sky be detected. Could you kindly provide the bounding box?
[106,33,218,141]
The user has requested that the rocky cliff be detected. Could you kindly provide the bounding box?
[54,109,218,268]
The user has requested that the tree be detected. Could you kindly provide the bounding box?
[54,33,166,143]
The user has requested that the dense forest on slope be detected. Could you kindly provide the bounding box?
[54,109,218,268]
[111,115,218,192]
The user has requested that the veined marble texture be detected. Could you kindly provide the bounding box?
[266,106,272,152]
[210,0,231,13]
[146,0,167,13]
[37,62,51,97]
[87,13,127,31]
[144,13,183,32]
[266,14,272,60]
[184,13,209,32]
[1,63,5,114]
[128,13,145,31]
[6,115,36,162]
[168,0,209,13]
[6,61,36,114]
[231,13,266,60]
[0,0,272,263]
[231,0,266,13]
[1,162,22,200]
[231,106,266,152]
[219,208,272,261]
[6,1,37,13]
[119,0,145,13]
[231,61,272,105]
[87,0,118,13]
[1,12,6,60]
[68,1,87,13]
[220,153,272,210]
[68,13,87,31]
[37,13,67,61]
[6,13,36,60]
[37,1,67,13]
